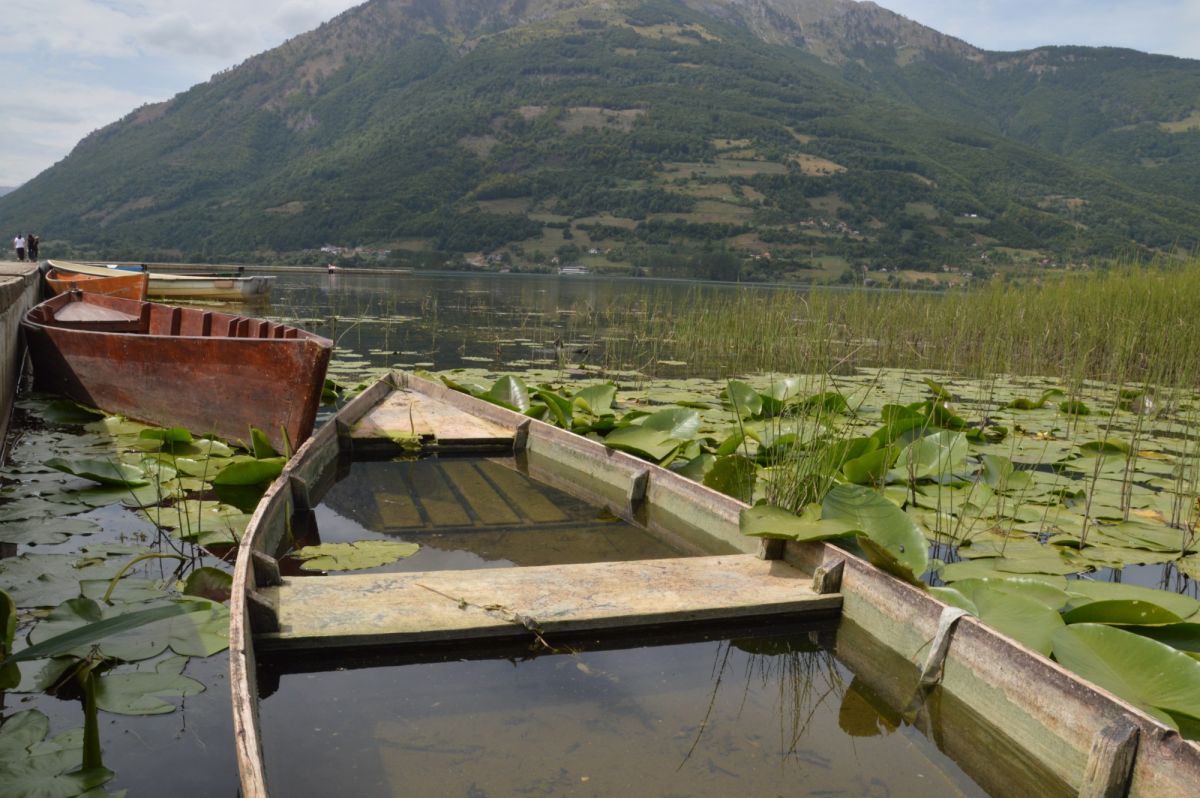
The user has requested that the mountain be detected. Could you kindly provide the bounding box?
[3,0,1199,280]
[0,187,13,198]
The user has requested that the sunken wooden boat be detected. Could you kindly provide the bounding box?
[231,372,1200,798]
[46,259,274,301]
[21,290,331,453]
[44,266,148,300]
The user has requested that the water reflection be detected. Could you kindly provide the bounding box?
[258,623,1000,797]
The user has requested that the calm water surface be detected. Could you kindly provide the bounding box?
[6,272,1061,797]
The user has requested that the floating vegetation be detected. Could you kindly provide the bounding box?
[443,368,1200,737]
[0,395,280,796]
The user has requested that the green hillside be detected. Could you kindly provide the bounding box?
[3,0,1200,281]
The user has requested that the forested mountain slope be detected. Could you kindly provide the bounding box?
[3,0,1198,278]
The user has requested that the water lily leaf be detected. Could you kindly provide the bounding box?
[1079,440,1130,457]
[44,458,149,488]
[741,503,854,541]
[972,589,1065,655]
[212,456,285,486]
[138,427,193,445]
[723,379,763,419]
[94,655,204,715]
[1065,581,1200,621]
[842,446,893,484]
[1062,600,1184,626]
[1052,623,1200,731]
[1129,623,1200,657]
[38,400,106,425]
[194,438,234,458]
[166,599,229,657]
[638,407,701,439]
[701,455,756,502]
[0,517,101,547]
[12,600,195,665]
[822,484,928,584]
[603,426,680,462]
[929,586,979,615]
[0,710,112,798]
[949,577,1072,611]
[674,453,715,482]
[891,431,967,482]
[1059,400,1090,417]
[182,568,233,603]
[485,376,530,413]
[295,540,420,571]
[923,377,953,400]
[573,383,617,416]
[534,388,573,428]
[1,590,17,690]
[83,416,148,436]
[249,427,278,459]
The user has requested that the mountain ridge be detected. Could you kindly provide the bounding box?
[3,0,1199,279]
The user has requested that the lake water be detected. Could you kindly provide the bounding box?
[0,270,1142,796]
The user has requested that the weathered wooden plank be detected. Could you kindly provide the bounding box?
[1080,721,1139,798]
[257,555,840,650]
[351,389,513,447]
[440,461,521,525]
[407,462,470,526]
[475,459,568,523]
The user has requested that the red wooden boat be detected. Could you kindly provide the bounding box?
[22,291,332,453]
[45,267,149,300]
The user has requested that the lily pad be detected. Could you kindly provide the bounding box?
[822,484,928,583]
[212,457,286,486]
[1052,623,1200,733]
[94,655,205,716]
[44,459,149,488]
[294,540,420,571]
[0,711,113,798]
[740,503,856,541]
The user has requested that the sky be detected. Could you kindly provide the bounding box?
[2,0,1199,188]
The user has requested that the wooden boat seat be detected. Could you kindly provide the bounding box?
[48,300,145,332]
[255,555,841,651]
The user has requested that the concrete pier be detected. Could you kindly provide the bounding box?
[0,260,42,452]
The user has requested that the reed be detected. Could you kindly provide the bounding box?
[558,260,1200,390]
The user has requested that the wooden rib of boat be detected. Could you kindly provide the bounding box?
[45,259,273,301]
[21,290,331,453]
[44,267,148,300]
[231,372,1200,798]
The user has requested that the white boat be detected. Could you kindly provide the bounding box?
[47,260,274,301]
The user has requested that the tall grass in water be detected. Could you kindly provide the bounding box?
[584,262,1200,389]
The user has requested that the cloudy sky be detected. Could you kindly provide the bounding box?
[2,0,1198,187]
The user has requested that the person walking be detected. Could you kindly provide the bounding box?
[27,233,39,261]
[13,233,26,262]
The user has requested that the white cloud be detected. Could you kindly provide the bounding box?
[880,1,1200,58]
[0,0,362,184]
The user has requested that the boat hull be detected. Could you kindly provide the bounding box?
[22,292,331,452]
[46,259,274,301]
[147,274,274,301]
[45,268,148,300]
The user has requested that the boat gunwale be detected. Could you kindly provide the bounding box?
[231,370,1200,798]
[21,291,330,346]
